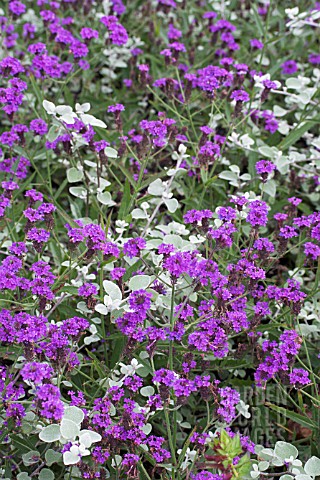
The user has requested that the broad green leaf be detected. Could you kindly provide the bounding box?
[148,178,165,196]
[129,275,151,291]
[103,280,122,300]
[97,191,116,206]
[39,469,55,480]
[60,419,80,440]
[140,386,155,397]
[45,449,62,466]
[279,121,314,151]
[266,403,317,430]
[39,424,61,443]
[104,146,118,158]
[63,406,84,426]
[67,168,84,183]
[69,186,87,199]
[305,457,320,477]
[274,441,298,461]
[261,179,276,197]
[22,450,40,466]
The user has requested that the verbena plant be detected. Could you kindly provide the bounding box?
[0,1,320,479]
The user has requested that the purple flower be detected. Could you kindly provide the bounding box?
[309,54,320,65]
[254,301,271,317]
[110,267,126,281]
[217,206,237,221]
[262,79,278,90]
[256,160,276,175]
[217,387,240,423]
[247,200,268,227]
[27,227,50,244]
[230,89,250,102]
[253,238,274,253]
[35,384,64,420]
[80,27,99,40]
[0,57,25,77]
[21,362,53,384]
[129,289,152,314]
[78,283,98,297]
[158,243,175,255]
[23,207,44,223]
[184,209,213,225]
[100,16,128,45]
[25,189,43,203]
[2,180,19,191]
[288,196,302,207]
[9,242,27,256]
[61,317,89,338]
[289,368,310,388]
[123,237,146,258]
[279,226,298,239]
[30,118,48,135]
[108,103,125,113]
[304,242,320,260]
[9,1,26,16]
[250,38,264,49]
[281,60,298,74]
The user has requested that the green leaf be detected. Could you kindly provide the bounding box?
[97,191,116,206]
[45,449,62,466]
[63,406,84,425]
[17,474,31,480]
[305,456,320,477]
[103,280,122,300]
[129,275,151,291]
[39,468,55,480]
[39,424,61,443]
[140,386,155,397]
[148,178,165,196]
[67,167,84,183]
[279,121,314,151]
[11,434,37,453]
[118,179,131,219]
[251,4,264,36]
[47,125,61,142]
[266,403,317,430]
[104,146,118,158]
[60,419,80,440]
[22,450,40,466]
[122,258,144,282]
[274,441,298,461]
[261,179,276,198]
[69,186,87,199]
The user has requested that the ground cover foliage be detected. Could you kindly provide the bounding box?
[1,0,320,479]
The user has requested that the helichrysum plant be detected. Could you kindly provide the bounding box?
[1,1,320,479]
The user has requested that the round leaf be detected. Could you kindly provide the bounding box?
[39,424,61,443]
[274,442,298,461]
[39,469,54,480]
[67,168,84,183]
[148,179,165,196]
[63,451,80,466]
[103,280,122,300]
[22,450,40,466]
[129,275,151,291]
[97,191,116,206]
[140,386,155,397]
[63,406,84,425]
[45,449,62,466]
[305,457,320,477]
[60,419,80,440]
[104,147,118,158]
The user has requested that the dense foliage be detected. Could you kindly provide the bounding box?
[1,1,320,479]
